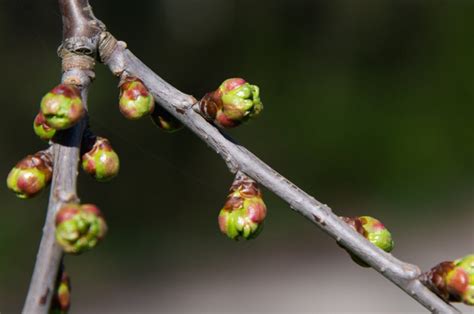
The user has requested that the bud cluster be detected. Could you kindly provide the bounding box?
[7,151,53,199]
[218,173,267,240]
[55,203,107,254]
[421,254,474,305]
[199,78,263,128]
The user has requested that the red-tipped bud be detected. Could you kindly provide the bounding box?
[199,78,263,128]
[342,216,394,252]
[55,203,107,254]
[218,173,267,240]
[421,254,474,305]
[150,106,183,132]
[81,137,120,182]
[33,112,56,141]
[6,151,53,199]
[50,268,71,314]
[40,84,84,130]
[341,216,394,267]
[119,77,155,120]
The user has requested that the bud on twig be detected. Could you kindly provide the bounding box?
[55,203,107,254]
[119,77,155,120]
[421,254,474,305]
[218,173,267,240]
[82,137,120,182]
[150,106,183,132]
[33,112,56,141]
[40,84,85,130]
[199,78,263,128]
[341,216,394,267]
[50,267,71,314]
[6,151,53,199]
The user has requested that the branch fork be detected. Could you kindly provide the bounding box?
[20,1,467,313]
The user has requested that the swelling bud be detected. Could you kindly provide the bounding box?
[199,78,263,128]
[150,106,183,132]
[341,216,394,267]
[50,268,71,314]
[33,112,56,141]
[82,137,120,182]
[119,77,155,119]
[421,254,474,305]
[40,84,84,130]
[55,203,107,254]
[218,173,267,240]
[6,151,53,199]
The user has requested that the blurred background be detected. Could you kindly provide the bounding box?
[0,0,473,313]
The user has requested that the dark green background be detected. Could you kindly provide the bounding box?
[0,1,473,312]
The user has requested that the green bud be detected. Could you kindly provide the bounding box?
[421,254,474,305]
[49,267,71,314]
[150,106,183,132]
[40,84,84,130]
[199,78,263,128]
[341,216,394,268]
[55,203,107,254]
[82,137,120,182]
[218,173,267,240]
[33,112,56,141]
[6,151,53,199]
[359,216,394,252]
[119,77,155,120]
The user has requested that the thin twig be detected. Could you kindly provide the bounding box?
[101,42,460,314]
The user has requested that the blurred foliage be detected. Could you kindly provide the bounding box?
[0,0,473,312]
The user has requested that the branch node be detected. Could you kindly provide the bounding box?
[58,36,99,57]
[98,32,119,63]
[59,51,95,85]
[99,33,126,76]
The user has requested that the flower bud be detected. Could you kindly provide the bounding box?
[50,268,71,314]
[6,151,53,199]
[422,255,474,305]
[218,173,267,240]
[342,216,394,252]
[33,112,56,141]
[119,77,155,119]
[359,216,394,252]
[151,106,183,132]
[199,78,263,128]
[82,137,120,182]
[341,216,394,267]
[55,203,107,254]
[40,84,84,130]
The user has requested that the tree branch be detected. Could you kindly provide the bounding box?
[22,0,463,313]
[22,1,100,313]
[100,41,460,314]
